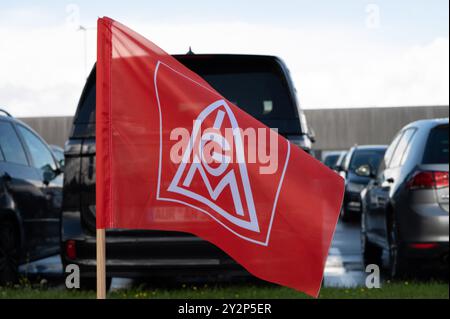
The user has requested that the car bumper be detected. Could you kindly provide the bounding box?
[344,191,362,214]
[399,204,449,260]
[61,232,246,279]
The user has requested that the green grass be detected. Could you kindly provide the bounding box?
[0,281,448,299]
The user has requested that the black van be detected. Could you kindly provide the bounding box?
[61,54,315,287]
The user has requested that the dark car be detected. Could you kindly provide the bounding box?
[339,145,387,221]
[360,118,449,278]
[0,109,63,284]
[61,54,314,287]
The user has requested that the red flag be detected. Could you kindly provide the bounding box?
[96,17,344,297]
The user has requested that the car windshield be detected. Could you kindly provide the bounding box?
[201,72,295,120]
[324,154,340,167]
[349,149,386,172]
[176,56,301,134]
[423,125,449,164]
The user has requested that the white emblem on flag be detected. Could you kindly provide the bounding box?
[154,60,291,246]
[168,100,260,233]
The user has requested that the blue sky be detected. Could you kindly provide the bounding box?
[0,1,448,116]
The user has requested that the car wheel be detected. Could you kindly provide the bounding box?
[0,220,19,286]
[361,213,382,268]
[387,215,407,279]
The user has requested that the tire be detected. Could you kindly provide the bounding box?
[361,213,382,268]
[387,213,407,279]
[0,220,19,286]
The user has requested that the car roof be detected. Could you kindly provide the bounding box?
[403,117,449,130]
[0,110,47,139]
[353,145,388,151]
[173,53,280,60]
[172,53,286,68]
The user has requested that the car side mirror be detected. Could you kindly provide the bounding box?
[355,164,373,177]
[43,170,55,185]
[308,128,316,143]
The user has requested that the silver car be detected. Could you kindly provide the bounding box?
[360,118,449,278]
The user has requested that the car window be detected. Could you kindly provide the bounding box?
[400,130,417,166]
[17,125,56,172]
[324,154,339,167]
[202,72,295,120]
[177,57,302,134]
[53,149,64,163]
[389,128,416,168]
[349,149,386,172]
[384,132,403,168]
[423,125,449,164]
[0,122,28,166]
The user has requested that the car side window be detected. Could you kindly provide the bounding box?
[0,122,28,166]
[17,125,56,172]
[400,129,417,166]
[389,128,415,168]
[383,131,403,170]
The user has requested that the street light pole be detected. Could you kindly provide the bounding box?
[78,25,88,79]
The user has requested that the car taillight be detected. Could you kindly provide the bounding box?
[407,171,449,189]
[66,240,77,260]
[434,171,449,188]
[409,243,438,249]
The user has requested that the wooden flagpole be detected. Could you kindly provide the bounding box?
[97,228,106,299]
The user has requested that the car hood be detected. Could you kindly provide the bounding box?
[346,172,371,185]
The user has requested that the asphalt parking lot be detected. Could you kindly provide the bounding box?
[19,220,368,290]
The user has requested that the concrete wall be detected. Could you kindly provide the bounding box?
[306,105,449,150]
[19,116,73,148]
[19,105,449,150]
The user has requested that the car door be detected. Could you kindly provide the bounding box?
[0,120,46,261]
[366,132,403,241]
[16,124,62,259]
[374,129,416,240]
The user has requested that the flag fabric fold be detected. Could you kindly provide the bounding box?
[96,16,344,297]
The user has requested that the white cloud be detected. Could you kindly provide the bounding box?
[0,18,448,117]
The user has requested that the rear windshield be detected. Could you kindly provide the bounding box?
[176,56,301,133]
[349,149,386,172]
[423,125,449,164]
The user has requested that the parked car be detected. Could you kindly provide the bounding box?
[360,118,449,278]
[339,145,387,221]
[323,151,345,169]
[61,54,314,288]
[0,109,63,285]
